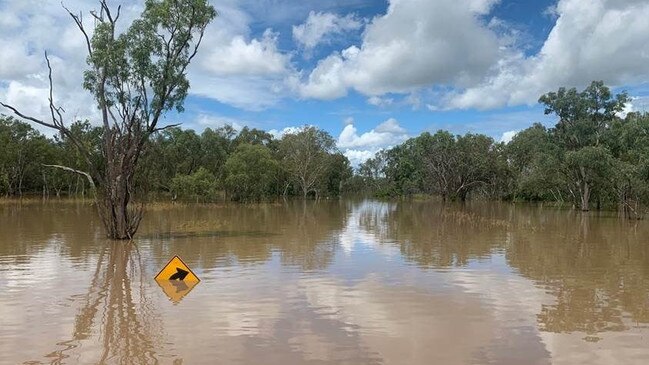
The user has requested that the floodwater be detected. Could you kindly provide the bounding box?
[1,200,648,365]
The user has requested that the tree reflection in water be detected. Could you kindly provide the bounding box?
[370,200,649,336]
[509,213,649,335]
[45,241,161,364]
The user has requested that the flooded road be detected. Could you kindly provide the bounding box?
[1,200,648,364]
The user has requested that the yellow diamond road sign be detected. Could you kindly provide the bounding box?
[155,256,200,303]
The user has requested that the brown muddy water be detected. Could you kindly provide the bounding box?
[1,200,648,365]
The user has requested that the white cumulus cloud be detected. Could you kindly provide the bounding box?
[201,29,290,76]
[343,149,380,167]
[298,0,502,99]
[499,130,518,144]
[0,0,133,135]
[337,118,409,165]
[292,11,362,51]
[447,0,649,109]
[268,126,307,138]
[188,3,296,110]
[337,118,408,149]
[294,0,649,112]
[367,96,394,107]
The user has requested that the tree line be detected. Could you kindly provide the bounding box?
[0,119,353,202]
[3,81,649,217]
[358,81,649,217]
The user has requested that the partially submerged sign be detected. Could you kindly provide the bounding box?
[155,256,200,303]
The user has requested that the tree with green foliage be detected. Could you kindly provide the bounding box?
[417,131,457,200]
[0,116,54,197]
[279,126,338,198]
[452,133,501,201]
[357,150,388,195]
[233,127,275,148]
[171,167,218,202]
[539,81,628,210]
[384,131,502,201]
[200,126,236,178]
[0,0,216,239]
[608,112,649,217]
[540,81,628,150]
[224,144,279,202]
[383,138,422,196]
[324,153,353,197]
[507,123,565,201]
[564,146,615,211]
[159,127,204,176]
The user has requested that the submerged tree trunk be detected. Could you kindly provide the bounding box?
[94,126,146,239]
[43,160,141,239]
[97,180,142,240]
[580,181,590,211]
[578,166,590,212]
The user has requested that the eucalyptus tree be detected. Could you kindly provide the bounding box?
[0,0,216,238]
[418,131,457,200]
[358,150,388,194]
[233,127,275,148]
[0,116,50,196]
[393,131,500,201]
[564,146,615,211]
[443,133,499,201]
[224,143,279,202]
[200,126,235,179]
[383,138,422,196]
[609,112,649,217]
[279,126,337,198]
[539,81,628,210]
[324,152,353,197]
[506,123,565,201]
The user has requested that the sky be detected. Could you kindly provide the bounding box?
[2,0,649,165]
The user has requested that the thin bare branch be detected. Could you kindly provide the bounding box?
[152,123,182,133]
[0,102,59,130]
[46,51,64,127]
[101,0,113,23]
[62,2,93,57]
[89,10,102,22]
[43,164,95,189]
[113,4,122,23]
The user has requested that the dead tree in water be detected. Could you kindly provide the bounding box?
[1,0,216,239]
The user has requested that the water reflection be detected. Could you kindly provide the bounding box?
[1,200,649,364]
[367,201,649,335]
[365,201,511,267]
[506,210,649,334]
[40,242,160,364]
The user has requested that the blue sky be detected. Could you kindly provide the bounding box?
[1,0,649,164]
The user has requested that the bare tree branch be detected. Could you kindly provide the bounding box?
[62,2,93,57]
[45,51,65,128]
[152,123,181,133]
[0,102,58,130]
[43,164,95,189]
